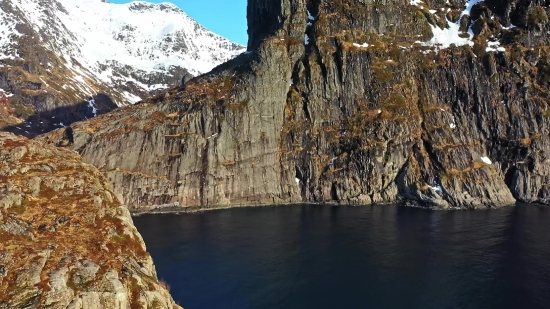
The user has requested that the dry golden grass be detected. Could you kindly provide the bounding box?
[440,160,493,182]
[0,134,152,303]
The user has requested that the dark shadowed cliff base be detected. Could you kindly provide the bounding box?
[41,0,550,211]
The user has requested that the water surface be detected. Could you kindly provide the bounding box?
[134,204,550,309]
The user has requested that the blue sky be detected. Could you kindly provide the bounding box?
[110,0,248,45]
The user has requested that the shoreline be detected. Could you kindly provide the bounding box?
[128,201,532,216]
[130,202,324,216]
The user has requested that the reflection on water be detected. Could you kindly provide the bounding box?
[134,204,550,309]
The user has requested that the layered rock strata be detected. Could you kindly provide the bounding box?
[42,0,550,210]
[0,133,181,308]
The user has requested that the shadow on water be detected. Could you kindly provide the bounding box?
[2,93,118,138]
[134,204,550,309]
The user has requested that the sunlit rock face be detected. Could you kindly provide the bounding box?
[0,0,244,136]
[0,132,182,309]
[43,0,550,210]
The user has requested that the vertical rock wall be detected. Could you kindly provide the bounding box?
[42,0,550,210]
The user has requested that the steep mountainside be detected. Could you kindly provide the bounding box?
[0,133,181,308]
[43,0,550,210]
[0,0,244,136]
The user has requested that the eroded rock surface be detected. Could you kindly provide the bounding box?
[0,133,181,308]
[42,0,550,210]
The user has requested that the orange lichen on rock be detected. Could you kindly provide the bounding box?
[0,132,181,309]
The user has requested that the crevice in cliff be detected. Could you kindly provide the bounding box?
[306,0,328,83]
[333,44,344,85]
[504,166,518,191]
[330,182,339,201]
[527,157,536,173]
[421,138,444,171]
[299,0,324,123]
[293,58,313,123]
[302,100,312,122]
[314,47,328,82]
[199,140,209,208]
[295,166,305,198]
[200,113,206,136]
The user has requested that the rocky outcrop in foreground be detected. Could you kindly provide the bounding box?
[0,133,181,308]
[43,0,550,210]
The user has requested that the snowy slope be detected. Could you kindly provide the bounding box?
[0,0,245,105]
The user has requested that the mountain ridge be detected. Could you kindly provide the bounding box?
[0,0,245,136]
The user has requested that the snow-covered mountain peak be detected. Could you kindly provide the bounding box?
[1,0,245,104]
[0,0,245,135]
[128,1,181,12]
[51,0,245,75]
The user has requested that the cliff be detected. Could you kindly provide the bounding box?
[0,133,181,308]
[42,0,550,210]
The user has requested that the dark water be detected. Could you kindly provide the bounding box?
[134,204,550,309]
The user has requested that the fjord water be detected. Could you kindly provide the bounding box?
[134,204,550,309]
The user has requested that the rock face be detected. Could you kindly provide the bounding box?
[0,133,181,308]
[0,0,245,136]
[43,0,550,210]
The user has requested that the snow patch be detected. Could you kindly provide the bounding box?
[305,34,310,45]
[353,43,369,48]
[46,0,245,76]
[0,5,24,60]
[0,88,13,97]
[122,92,142,104]
[307,10,315,21]
[87,98,98,117]
[419,22,474,49]
[481,156,492,165]
[486,40,506,52]
[416,0,489,50]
